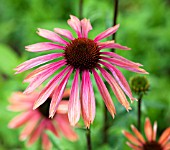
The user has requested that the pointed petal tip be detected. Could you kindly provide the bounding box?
[122,130,126,135]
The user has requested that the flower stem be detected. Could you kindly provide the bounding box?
[79,0,84,19]
[137,94,143,132]
[86,128,92,150]
[103,0,119,144]
[112,0,119,52]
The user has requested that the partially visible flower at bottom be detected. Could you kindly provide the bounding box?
[8,91,78,150]
[123,117,170,150]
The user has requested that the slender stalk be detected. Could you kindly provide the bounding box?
[112,0,119,52]
[103,0,119,144]
[137,94,143,131]
[86,128,92,150]
[79,0,84,19]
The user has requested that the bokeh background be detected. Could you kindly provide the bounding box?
[0,0,170,149]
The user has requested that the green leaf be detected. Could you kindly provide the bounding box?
[0,44,18,76]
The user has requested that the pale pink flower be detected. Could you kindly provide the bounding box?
[123,117,170,150]
[8,90,78,150]
[15,15,148,128]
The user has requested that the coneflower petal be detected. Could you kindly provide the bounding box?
[100,61,136,101]
[56,114,78,141]
[8,111,34,128]
[26,42,65,52]
[37,28,68,45]
[94,24,120,42]
[24,60,66,82]
[158,127,170,145]
[98,41,130,50]
[42,133,51,150]
[122,130,143,146]
[92,69,116,118]
[50,67,73,118]
[152,121,157,141]
[101,56,148,74]
[19,114,40,141]
[15,53,63,73]
[100,51,143,66]
[126,142,142,150]
[81,18,92,38]
[144,118,153,142]
[68,69,81,126]
[27,119,46,146]
[98,66,131,111]
[131,125,145,144]
[33,67,70,109]
[67,15,82,38]
[54,28,74,40]
[24,61,66,94]
[81,70,95,128]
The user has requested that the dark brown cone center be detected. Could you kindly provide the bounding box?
[64,38,100,71]
[143,141,163,150]
[38,98,51,118]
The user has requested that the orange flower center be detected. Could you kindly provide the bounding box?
[143,141,163,150]
[64,38,100,71]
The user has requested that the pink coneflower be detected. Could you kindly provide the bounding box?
[8,91,78,150]
[123,117,170,150]
[15,15,148,128]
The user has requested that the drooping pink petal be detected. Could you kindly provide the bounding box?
[98,66,131,111]
[81,70,95,128]
[100,61,136,101]
[42,133,51,150]
[164,142,170,150]
[152,121,157,141]
[68,69,80,126]
[158,127,170,145]
[19,113,40,141]
[92,69,116,118]
[94,24,120,42]
[37,28,68,45]
[46,121,60,137]
[87,72,96,125]
[54,28,74,40]
[27,119,46,146]
[101,56,148,74]
[56,114,78,141]
[24,61,66,94]
[49,67,73,118]
[24,60,66,82]
[81,18,92,38]
[100,51,143,66]
[67,15,82,38]
[56,101,69,114]
[126,142,142,150]
[123,66,149,74]
[15,53,63,74]
[130,125,145,144]
[25,42,65,52]
[98,41,131,50]
[8,111,34,128]
[122,130,143,146]
[144,118,153,142]
[33,67,70,109]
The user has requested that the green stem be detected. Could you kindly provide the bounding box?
[137,94,143,132]
[86,128,92,150]
[79,0,84,19]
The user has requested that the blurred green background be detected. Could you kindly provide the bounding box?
[0,0,170,149]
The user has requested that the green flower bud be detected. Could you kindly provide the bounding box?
[129,76,150,95]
